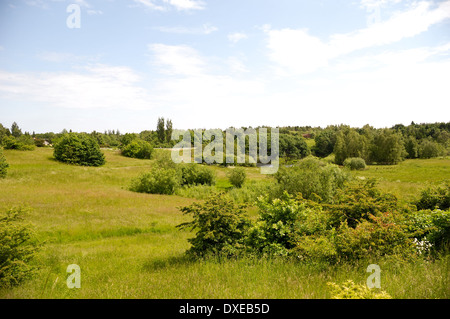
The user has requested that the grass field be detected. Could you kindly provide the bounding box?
[0,148,449,299]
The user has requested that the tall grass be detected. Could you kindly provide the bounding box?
[0,148,449,298]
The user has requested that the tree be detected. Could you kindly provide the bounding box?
[121,139,154,159]
[334,128,368,165]
[157,117,165,143]
[312,129,336,158]
[53,133,105,166]
[165,119,173,144]
[0,147,8,178]
[369,129,406,165]
[279,134,309,160]
[10,122,22,138]
[418,139,441,158]
[0,124,10,145]
[404,136,419,159]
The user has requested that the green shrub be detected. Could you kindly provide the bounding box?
[2,135,35,151]
[227,167,246,188]
[405,209,450,254]
[177,194,251,257]
[293,234,338,263]
[0,147,8,178]
[248,192,329,257]
[130,167,181,195]
[415,183,450,210]
[180,163,216,186]
[0,208,40,287]
[274,157,350,203]
[121,139,154,159]
[334,213,416,261]
[327,280,392,299]
[343,157,366,170]
[418,139,442,159]
[53,133,105,166]
[324,179,399,228]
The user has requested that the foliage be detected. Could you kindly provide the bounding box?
[343,157,366,170]
[415,183,450,210]
[324,179,399,228]
[334,127,368,165]
[334,213,416,261]
[405,209,450,253]
[404,136,419,159]
[121,139,154,159]
[274,157,350,203]
[368,129,406,165]
[2,135,35,151]
[418,139,442,159]
[312,129,336,158]
[248,192,325,256]
[0,208,40,287]
[53,133,105,166]
[279,134,309,160]
[180,163,216,186]
[177,194,251,257]
[0,147,8,178]
[157,117,165,143]
[327,280,392,299]
[227,167,246,188]
[130,167,181,195]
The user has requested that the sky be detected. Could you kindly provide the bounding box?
[0,0,449,133]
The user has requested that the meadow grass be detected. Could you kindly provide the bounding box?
[0,148,449,299]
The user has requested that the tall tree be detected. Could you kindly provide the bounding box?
[157,117,165,143]
[165,119,173,143]
[334,127,368,165]
[369,129,406,165]
[11,122,22,138]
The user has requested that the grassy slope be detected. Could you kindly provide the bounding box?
[0,148,448,298]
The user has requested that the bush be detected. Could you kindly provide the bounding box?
[2,135,35,151]
[405,209,450,254]
[343,157,366,170]
[334,213,416,261]
[227,167,246,188]
[0,208,40,287]
[177,194,251,257]
[274,157,350,203]
[121,139,154,159]
[53,133,105,166]
[414,183,450,211]
[248,192,329,257]
[0,147,8,178]
[324,179,399,228]
[418,139,442,158]
[180,163,216,186]
[130,167,181,195]
[327,280,392,299]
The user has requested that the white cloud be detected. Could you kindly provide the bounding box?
[0,65,150,110]
[228,32,248,44]
[265,1,450,75]
[164,0,205,11]
[134,0,205,11]
[148,44,208,76]
[154,23,217,34]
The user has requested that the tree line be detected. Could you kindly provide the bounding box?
[0,120,449,169]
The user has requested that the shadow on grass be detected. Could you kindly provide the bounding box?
[142,254,196,272]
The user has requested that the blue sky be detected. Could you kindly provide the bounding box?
[0,0,449,133]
